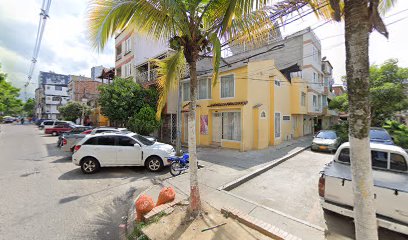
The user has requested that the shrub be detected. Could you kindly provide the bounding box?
[332,121,349,143]
[383,120,408,149]
[128,106,161,135]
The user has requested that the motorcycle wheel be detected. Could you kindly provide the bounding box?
[170,162,183,177]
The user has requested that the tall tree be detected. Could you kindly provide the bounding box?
[287,0,395,239]
[0,65,23,115]
[59,101,91,122]
[88,0,274,215]
[23,98,36,117]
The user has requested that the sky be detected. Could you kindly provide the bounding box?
[1,0,408,100]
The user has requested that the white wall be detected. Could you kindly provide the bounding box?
[134,33,169,66]
[44,85,69,96]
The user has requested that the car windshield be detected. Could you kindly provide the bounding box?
[316,131,337,139]
[370,130,392,141]
[132,134,154,146]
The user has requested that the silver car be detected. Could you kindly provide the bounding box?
[311,130,341,152]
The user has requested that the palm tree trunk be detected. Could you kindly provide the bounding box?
[344,1,378,239]
[187,58,201,215]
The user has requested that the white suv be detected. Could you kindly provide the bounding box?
[72,132,175,174]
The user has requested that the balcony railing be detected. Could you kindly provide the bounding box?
[136,69,158,83]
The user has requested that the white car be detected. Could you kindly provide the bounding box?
[40,120,76,130]
[72,132,175,174]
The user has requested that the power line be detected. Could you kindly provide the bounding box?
[25,0,52,100]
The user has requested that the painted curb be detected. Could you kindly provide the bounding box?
[218,145,311,191]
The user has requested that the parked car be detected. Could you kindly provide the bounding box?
[311,130,341,152]
[2,116,16,123]
[45,123,74,136]
[57,126,93,147]
[370,127,394,145]
[35,118,51,126]
[319,142,408,235]
[72,132,175,174]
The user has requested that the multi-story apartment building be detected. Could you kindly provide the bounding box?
[91,65,105,80]
[67,75,102,105]
[35,71,70,119]
[115,28,136,80]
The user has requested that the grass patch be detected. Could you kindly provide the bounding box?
[127,212,167,240]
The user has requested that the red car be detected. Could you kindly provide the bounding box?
[45,123,74,136]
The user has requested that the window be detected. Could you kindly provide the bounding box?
[97,136,115,146]
[52,96,61,101]
[198,78,211,99]
[125,38,132,53]
[313,95,317,107]
[124,63,132,76]
[117,136,136,146]
[283,116,291,121]
[132,134,154,146]
[338,148,350,163]
[222,112,241,141]
[318,95,322,108]
[221,75,234,98]
[274,80,281,86]
[274,113,281,138]
[182,82,190,101]
[313,72,317,82]
[96,129,112,133]
[301,92,306,106]
[390,153,407,171]
[372,151,388,169]
[55,86,62,91]
[84,137,97,145]
[47,86,50,89]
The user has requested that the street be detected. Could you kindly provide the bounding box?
[0,124,169,240]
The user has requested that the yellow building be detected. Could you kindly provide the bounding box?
[180,59,311,151]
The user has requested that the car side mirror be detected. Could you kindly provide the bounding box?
[134,143,141,148]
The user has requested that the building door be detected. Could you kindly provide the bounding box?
[212,112,222,143]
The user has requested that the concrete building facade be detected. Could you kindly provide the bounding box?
[35,71,70,119]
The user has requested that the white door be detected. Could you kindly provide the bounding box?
[93,136,117,166]
[212,112,222,143]
[115,136,142,165]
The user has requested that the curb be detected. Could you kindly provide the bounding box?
[222,207,302,240]
[218,145,310,191]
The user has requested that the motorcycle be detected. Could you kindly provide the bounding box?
[167,153,191,176]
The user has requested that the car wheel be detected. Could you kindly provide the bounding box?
[145,156,163,172]
[52,131,58,136]
[81,157,100,174]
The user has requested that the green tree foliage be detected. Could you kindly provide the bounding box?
[98,78,158,127]
[23,98,36,117]
[128,106,161,135]
[383,120,408,149]
[58,101,91,122]
[329,59,408,126]
[0,65,23,115]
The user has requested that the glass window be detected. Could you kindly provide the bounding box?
[301,92,306,106]
[83,137,97,145]
[97,136,115,146]
[55,86,62,91]
[274,80,281,86]
[131,134,154,146]
[117,136,136,146]
[182,82,190,101]
[222,112,241,141]
[198,78,211,99]
[390,153,407,171]
[316,131,337,139]
[96,129,112,133]
[313,95,317,107]
[221,75,234,98]
[275,113,281,138]
[372,151,388,169]
[338,148,350,163]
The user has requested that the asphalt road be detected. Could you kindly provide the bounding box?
[231,149,407,240]
[0,124,170,240]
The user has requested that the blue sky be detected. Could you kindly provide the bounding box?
[1,0,408,100]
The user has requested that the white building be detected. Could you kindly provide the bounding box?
[91,65,105,80]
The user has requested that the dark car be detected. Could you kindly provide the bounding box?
[370,127,394,145]
[57,126,93,147]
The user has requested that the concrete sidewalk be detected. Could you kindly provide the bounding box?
[141,136,325,240]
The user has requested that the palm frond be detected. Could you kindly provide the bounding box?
[209,33,221,86]
[153,48,186,119]
[88,0,188,51]
[378,0,396,15]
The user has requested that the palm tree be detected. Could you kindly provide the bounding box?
[279,0,395,239]
[88,0,276,215]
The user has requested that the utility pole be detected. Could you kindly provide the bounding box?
[175,80,182,155]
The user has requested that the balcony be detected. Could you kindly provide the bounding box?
[323,107,338,116]
[136,69,158,83]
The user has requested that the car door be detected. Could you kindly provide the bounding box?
[115,136,142,165]
[93,136,117,166]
